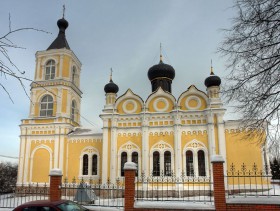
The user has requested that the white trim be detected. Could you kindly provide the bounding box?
[118,141,141,177]
[185,95,202,110]
[122,99,138,114]
[153,97,169,112]
[182,139,209,177]
[149,141,174,175]
[79,146,100,177]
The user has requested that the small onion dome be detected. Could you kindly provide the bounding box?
[204,71,221,88]
[57,18,69,32]
[148,60,175,81]
[104,79,119,94]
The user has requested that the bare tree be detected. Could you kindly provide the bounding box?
[219,0,280,147]
[0,162,18,193]
[0,14,48,103]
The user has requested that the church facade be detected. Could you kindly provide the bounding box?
[17,16,267,185]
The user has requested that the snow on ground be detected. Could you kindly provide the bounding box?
[134,201,215,210]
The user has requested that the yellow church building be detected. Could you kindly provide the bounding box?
[17,16,267,186]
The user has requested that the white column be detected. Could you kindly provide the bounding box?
[58,127,64,172]
[18,134,26,184]
[207,110,216,157]
[88,155,92,176]
[174,112,182,177]
[141,112,149,176]
[35,57,41,81]
[56,88,62,117]
[101,120,109,184]
[59,55,63,78]
[23,135,31,184]
[217,113,227,184]
[110,125,117,183]
[54,127,59,169]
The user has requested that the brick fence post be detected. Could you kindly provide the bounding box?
[49,169,62,201]
[124,162,137,211]
[211,155,226,211]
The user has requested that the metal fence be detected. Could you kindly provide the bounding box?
[0,183,49,208]
[61,178,124,208]
[226,163,280,198]
[135,171,213,203]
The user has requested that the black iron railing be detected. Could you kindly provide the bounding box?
[226,163,280,198]
[0,183,49,208]
[61,178,124,208]
[136,171,213,203]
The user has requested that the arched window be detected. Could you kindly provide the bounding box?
[164,151,171,176]
[153,151,160,176]
[72,66,76,84]
[198,150,206,176]
[40,95,53,117]
[71,100,76,121]
[121,152,127,176]
[45,60,56,80]
[186,151,194,176]
[82,154,88,175]
[92,154,98,175]
[132,152,138,176]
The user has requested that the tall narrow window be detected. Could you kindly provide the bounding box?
[71,100,76,121]
[82,154,88,175]
[40,95,54,117]
[121,152,127,176]
[153,151,160,176]
[45,60,55,80]
[186,151,194,176]
[72,66,76,84]
[92,154,98,175]
[198,150,206,176]
[164,151,171,176]
[132,152,138,176]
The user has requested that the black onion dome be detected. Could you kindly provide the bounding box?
[47,18,70,50]
[57,18,69,31]
[148,60,175,81]
[204,72,221,88]
[104,79,119,93]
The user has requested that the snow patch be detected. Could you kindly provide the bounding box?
[124,162,137,170]
[211,155,224,163]
[49,168,62,176]
[134,201,215,210]
[227,196,280,205]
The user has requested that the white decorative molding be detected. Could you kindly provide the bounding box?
[185,95,201,110]
[122,99,138,114]
[153,97,169,112]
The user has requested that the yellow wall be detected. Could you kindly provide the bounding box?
[179,95,206,111]
[181,131,208,153]
[67,141,103,181]
[31,148,51,183]
[62,56,70,78]
[117,98,142,114]
[148,97,174,112]
[117,134,142,150]
[225,131,264,170]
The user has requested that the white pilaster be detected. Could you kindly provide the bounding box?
[110,123,117,183]
[58,127,64,172]
[101,120,109,184]
[141,110,149,176]
[23,136,31,183]
[17,134,26,184]
[174,110,182,177]
[59,54,63,78]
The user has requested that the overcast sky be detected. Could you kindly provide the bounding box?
[0,0,236,162]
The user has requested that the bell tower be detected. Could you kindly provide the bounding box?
[18,13,82,184]
[29,16,82,124]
